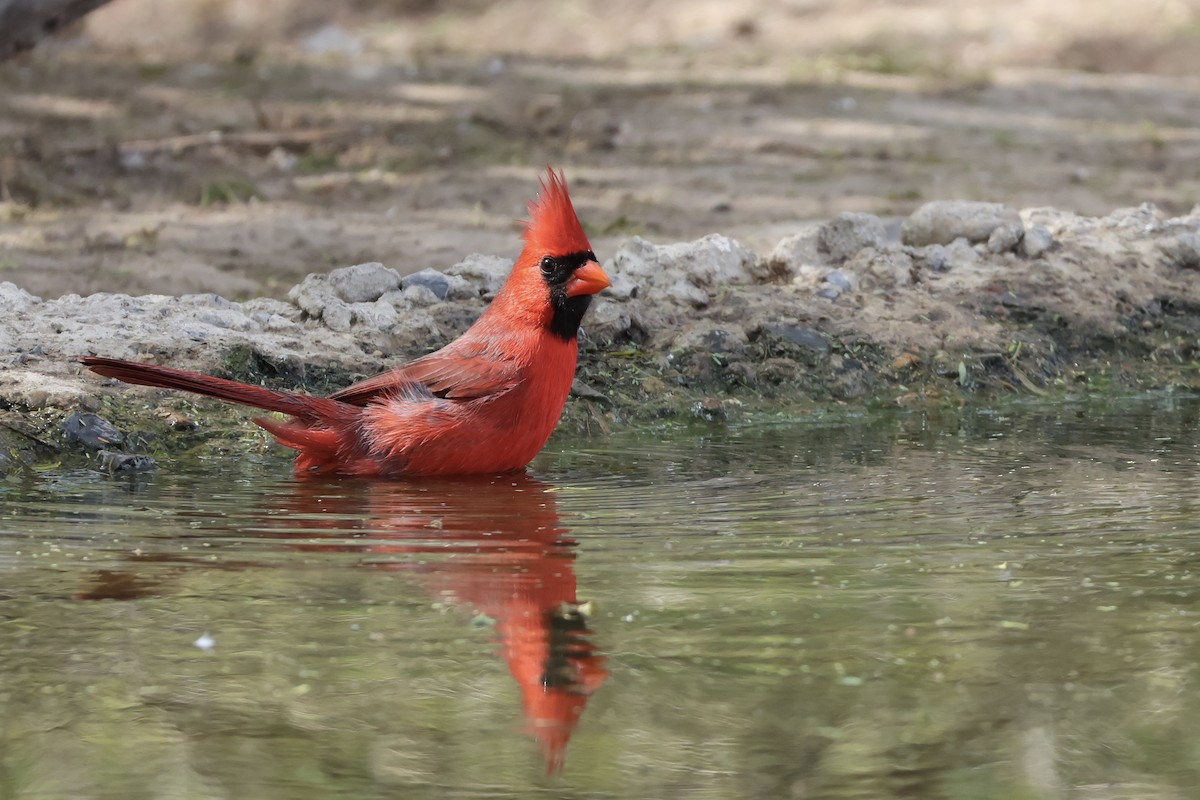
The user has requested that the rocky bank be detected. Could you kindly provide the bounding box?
[2,201,1199,472]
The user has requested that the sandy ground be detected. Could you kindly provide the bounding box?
[2,0,1200,301]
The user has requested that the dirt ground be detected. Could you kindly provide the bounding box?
[3,0,1200,301]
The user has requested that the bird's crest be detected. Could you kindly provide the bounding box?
[523,168,592,258]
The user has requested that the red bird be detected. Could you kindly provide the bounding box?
[81,169,610,477]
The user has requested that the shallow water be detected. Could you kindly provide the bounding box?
[3,397,1200,799]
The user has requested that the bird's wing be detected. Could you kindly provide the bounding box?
[330,339,525,405]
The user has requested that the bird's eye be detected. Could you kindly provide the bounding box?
[540,256,557,275]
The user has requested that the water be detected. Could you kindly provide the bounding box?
[3,397,1200,799]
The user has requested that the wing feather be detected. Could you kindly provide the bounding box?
[330,338,524,405]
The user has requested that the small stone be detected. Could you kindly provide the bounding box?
[63,411,126,450]
[768,226,822,280]
[943,238,979,271]
[321,299,352,332]
[987,223,1023,254]
[98,450,156,472]
[445,254,513,297]
[604,270,639,301]
[327,262,402,303]
[570,379,611,404]
[388,284,441,309]
[818,212,888,262]
[849,248,915,288]
[611,234,765,303]
[901,200,1023,247]
[401,268,452,300]
[585,299,635,343]
[0,281,41,313]
[921,244,950,272]
[666,279,711,308]
[892,352,920,370]
[287,274,338,317]
[1021,224,1055,259]
[816,285,841,300]
[350,299,398,329]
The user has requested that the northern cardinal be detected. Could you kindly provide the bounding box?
[81,168,610,477]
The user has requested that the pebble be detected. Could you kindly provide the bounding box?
[0,281,41,314]
[1021,224,1055,259]
[818,212,888,262]
[611,234,765,304]
[401,268,453,300]
[62,412,126,450]
[767,226,822,280]
[901,200,1023,247]
[98,450,156,472]
[987,223,1023,254]
[445,254,514,298]
[321,298,353,332]
[326,262,403,303]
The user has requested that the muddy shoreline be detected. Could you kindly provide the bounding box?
[2,199,1198,473]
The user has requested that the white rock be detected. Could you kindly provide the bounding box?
[901,200,1023,247]
[769,226,823,280]
[351,299,398,329]
[1021,224,1054,259]
[384,284,441,309]
[445,254,513,298]
[321,298,352,332]
[0,282,42,314]
[585,298,634,342]
[327,262,402,303]
[604,269,639,301]
[287,274,338,317]
[818,212,888,261]
[611,234,763,306]
[401,268,452,299]
[847,248,915,289]
[987,223,1023,254]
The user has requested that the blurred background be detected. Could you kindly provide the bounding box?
[2,0,1199,299]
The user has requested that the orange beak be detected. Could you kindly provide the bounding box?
[564,261,611,298]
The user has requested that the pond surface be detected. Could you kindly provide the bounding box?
[3,397,1200,799]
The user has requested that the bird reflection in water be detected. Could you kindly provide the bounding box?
[78,474,607,773]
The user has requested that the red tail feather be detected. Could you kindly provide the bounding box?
[79,357,348,422]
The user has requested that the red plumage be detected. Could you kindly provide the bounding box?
[80,168,610,477]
